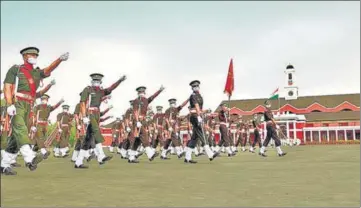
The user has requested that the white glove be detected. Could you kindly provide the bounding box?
[276,125,280,129]
[126,127,131,133]
[82,117,90,125]
[155,130,158,134]
[113,135,117,138]
[60,98,65,103]
[77,125,82,130]
[150,134,153,138]
[206,131,209,135]
[197,116,203,123]
[58,129,63,133]
[188,130,193,135]
[107,95,112,100]
[7,105,16,116]
[120,75,127,82]
[60,52,69,61]
[136,121,142,128]
[50,79,56,85]
[108,105,113,109]
[226,123,229,128]
[160,85,165,91]
[30,126,37,133]
[168,127,173,132]
[176,133,179,137]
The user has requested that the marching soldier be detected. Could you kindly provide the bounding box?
[55,105,72,158]
[109,117,124,153]
[250,113,263,153]
[118,100,134,159]
[128,85,164,163]
[75,73,126,169]
[1,47,69,175]
[164,98,189,159]
[152,106,166,158]
[240,120,251,152]
[259,100,287,157]
[216,103,235,157]
[205,114,217,152]
[32,94,64,159]
[184,80,219,164]
[71,100,83,162]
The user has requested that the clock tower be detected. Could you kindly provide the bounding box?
[284,64,298,100]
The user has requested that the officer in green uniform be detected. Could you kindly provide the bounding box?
[55,105,72,158]
[74,73,126,169]
[71,101,83,162]
[32,94,64,159]
[1,47,69,175]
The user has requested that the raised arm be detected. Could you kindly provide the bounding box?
[104,76,126,95]
[51,98,64,112]
[100,116,112,123]
[36,80,55,98]
[148,86,165,103]
[43,53,69,76]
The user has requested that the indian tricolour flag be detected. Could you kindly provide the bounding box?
[269,88,279,100]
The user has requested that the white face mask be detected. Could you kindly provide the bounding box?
[266,105,271,108]
[92,80,101,87]
[27,57,37,65]
[138,93,146,97]
[63,109,68,113]
[170,103,176,108]
[192,86,200,92]
[41,100,48,105]
[212,120,215,124]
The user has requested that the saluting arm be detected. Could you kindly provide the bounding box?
[51,99,63,112]
[179,98,190,109]
[100,108,110,117]
[148,88,163,103]
[36,83,52,98]
[104,76,126,94]
[43,53,69,76]
[100,116,111,123]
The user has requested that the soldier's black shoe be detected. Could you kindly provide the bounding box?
[278,152,287,157]
[234,149,239,152]
[71,160,76,163]
[165,149,171,155]
[128,159,139,163]
[149,152,159,161]
[62,153,69,158]
[75,164,88,169]
[160,156,170,160]
[10,162,21,168]
[135,152,143,159]
[259,153,267,157]
[99,155,113,165]
[1,167,17,175]
[177,152,185,159]
[43,151,50,160]
[210,152,220,161]
[228,152,236,157]
[25,162,37,171]
[86,154,95,162]
[184,159,197,164]
[120,155,128,159]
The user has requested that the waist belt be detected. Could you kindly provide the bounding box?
[88,107,100,113]
[16,92,35,104]
[189,110,197,113]
[61,124,69,127]
[115,130,120,132]
[38,120,48,124]
[220,122,229,125]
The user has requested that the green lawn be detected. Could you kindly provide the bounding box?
[1,145,360,207]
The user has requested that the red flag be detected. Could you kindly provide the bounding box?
[224,59,234,98]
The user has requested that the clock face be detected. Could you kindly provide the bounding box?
[288,90,294,96]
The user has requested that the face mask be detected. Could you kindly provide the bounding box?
[27,57,37,65]
[170,103,176,108]
[266,105,271,108]
[138,93,146,97]
[212,120,215,124]
[157,110,162,113]
[92,81,101,87]
[192,86,200,92]
[41,100,48,105]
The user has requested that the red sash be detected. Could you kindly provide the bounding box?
[19,66,36,97]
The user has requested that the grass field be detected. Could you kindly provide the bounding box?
[1,145,360,207]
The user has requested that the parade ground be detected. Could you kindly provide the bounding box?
[1,145,359,207]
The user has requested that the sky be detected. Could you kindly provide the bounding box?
[1,1,360,122]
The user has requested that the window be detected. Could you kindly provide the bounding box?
[288,91,294,96]
[288,73,292,80]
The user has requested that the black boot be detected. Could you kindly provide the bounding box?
[209,152,220,161]
[160,156,170,160]
[75,164,89,169]
[259,152,267,157]
[149,152,159,161]
[99,155,113,165]
[177,152,185,159]
[278,152,287,157]
[184,159,197,164]
[1,167,17,175]
[128,159,139,163]
[10,162,21,168]
[43,151,50,160]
